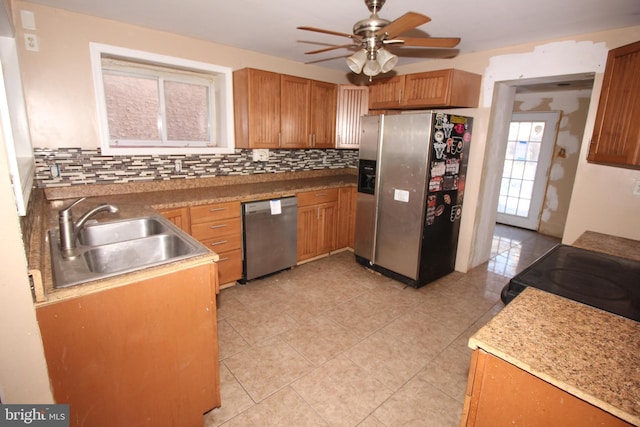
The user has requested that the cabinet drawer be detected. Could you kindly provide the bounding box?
[297,188,339,207]
[190,201,240,224]
[200,232,242,254]
[191,218,241,241]
[217,249,243,284]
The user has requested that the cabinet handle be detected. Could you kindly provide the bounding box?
[218,257,229,262]
[209,240,228,246]
[398,90,402,104]
[210,224,228,229]
[278,133,282,148]
[315,193,326,197]
[209,207,226,212]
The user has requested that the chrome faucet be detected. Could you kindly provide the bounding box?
[58,197,119,253]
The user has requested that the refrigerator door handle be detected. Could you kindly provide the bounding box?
[370,116,385,265]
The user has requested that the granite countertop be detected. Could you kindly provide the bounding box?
[469,231,640,425]
[469,287,640,425]
[29,169,356,306]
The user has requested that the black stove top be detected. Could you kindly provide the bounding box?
[501,244,640,322]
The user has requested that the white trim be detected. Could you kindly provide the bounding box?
[89,42,235,155]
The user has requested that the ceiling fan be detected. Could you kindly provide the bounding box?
[297,0,460,78]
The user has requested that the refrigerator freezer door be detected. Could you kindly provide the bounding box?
[374,113,432,279]
[354,115,381,262]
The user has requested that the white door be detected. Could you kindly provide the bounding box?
[496,111,560,230]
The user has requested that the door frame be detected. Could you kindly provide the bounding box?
[469,73,594,269]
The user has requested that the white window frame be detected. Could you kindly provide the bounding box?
[90,43,235,155]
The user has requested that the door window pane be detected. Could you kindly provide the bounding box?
[530,123,545,141]
[520,180,534,200]
[523,162,537,180]
[511,161,525,179]
[527,142,541,161]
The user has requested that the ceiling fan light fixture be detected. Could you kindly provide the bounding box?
[376,48,398,73]
[363,57,382,76]
[346,49,368,73]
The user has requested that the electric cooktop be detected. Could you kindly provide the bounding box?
[501,244,640,322]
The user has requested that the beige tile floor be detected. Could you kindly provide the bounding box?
[204,225,560,426]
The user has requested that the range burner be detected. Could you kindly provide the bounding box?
[501,245,640,322]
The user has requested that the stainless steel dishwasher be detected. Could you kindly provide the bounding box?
[241,196,298,282]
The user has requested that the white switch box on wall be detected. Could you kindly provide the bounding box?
[633,179,640,196]
[252,149,269,162]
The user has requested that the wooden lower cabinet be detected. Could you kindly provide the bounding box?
[159,206,191,234]
[461,349,632,427]
[336,186,356,249]
[36,262,220,427]
[190,201,243,286]
[297,189,338,262]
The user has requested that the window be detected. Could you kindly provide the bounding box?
[90,43,235,155]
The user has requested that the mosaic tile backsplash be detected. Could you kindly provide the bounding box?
[34,148,358,187]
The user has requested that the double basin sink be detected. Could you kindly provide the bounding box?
[49,215,210,288]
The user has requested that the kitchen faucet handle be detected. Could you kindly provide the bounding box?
[58,197,86,220]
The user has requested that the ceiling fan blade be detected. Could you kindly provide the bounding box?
[305,44,358,54]
[297,26,361,40]
[375,12,431,39]
[390,36,461,48]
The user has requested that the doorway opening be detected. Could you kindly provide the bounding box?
[470,73,595,269]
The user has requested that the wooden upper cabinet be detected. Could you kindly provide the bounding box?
[233,68,281,148]
[368,69,481,110]
[335,85,369,149]
[310,80,338,148]
[233,68,338,149]
[588,40,640,169]
[368,75,405,109]
[280,75,311,148]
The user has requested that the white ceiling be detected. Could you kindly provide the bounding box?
[24,0,640,72]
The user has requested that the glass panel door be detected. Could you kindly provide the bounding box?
[497,112,560,230]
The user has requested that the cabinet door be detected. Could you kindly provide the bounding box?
[336,186,357,249]
[310,80,338,148]
[368,75,405,109]
[316,201,338,255]
[280,75,310,148]
[233,68,281,148]
[588,41,640,169]
[403,69,453,107]
[159,207,190,234]
[336,85,369,149]
[297,205,319,261]
[461,350,633,427]
[36,263,220,427]
[403,69,481,108]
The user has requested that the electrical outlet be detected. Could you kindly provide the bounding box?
[24,33,39,52]
[633,179,640,196]
[252,149,269,162]
[174,159,182,173]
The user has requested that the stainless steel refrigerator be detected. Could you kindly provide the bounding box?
[354,112,473,288]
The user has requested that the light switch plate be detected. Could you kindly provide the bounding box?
[633,179,640,196]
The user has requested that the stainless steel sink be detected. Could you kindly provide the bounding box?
[83,234,194,274]
[49,215,209,289]
[79,217,169,246]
